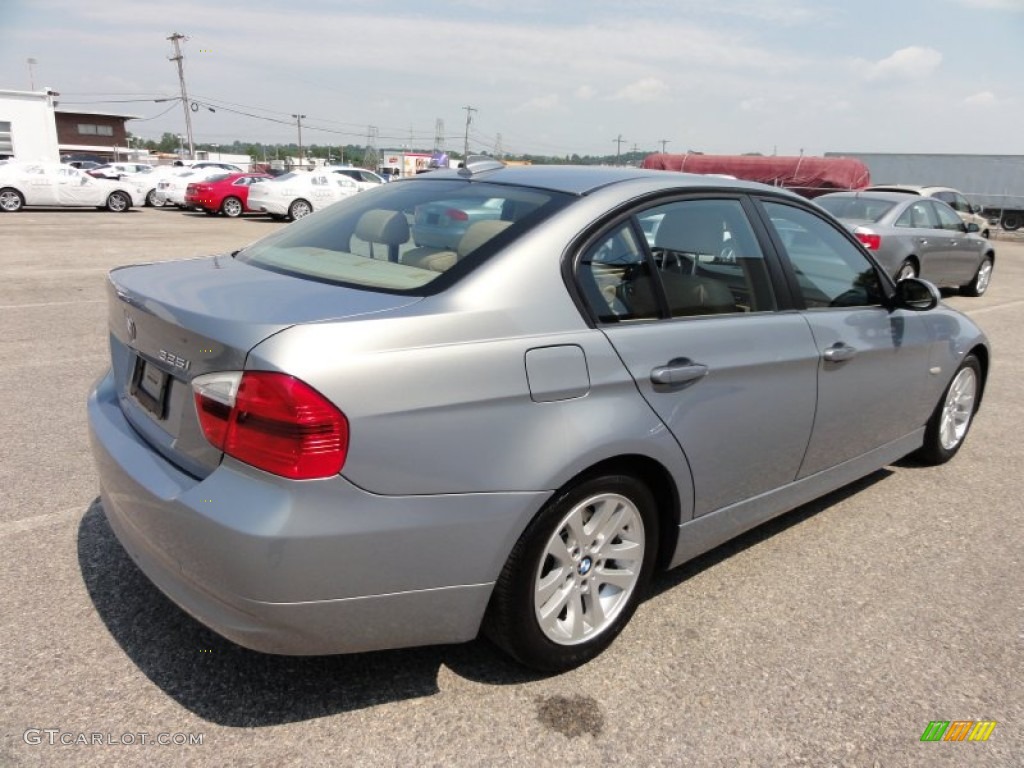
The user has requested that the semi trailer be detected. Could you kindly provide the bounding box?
[825,152,1024,231]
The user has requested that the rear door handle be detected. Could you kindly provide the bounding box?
[822,343,857,363]
[651,358,709,388]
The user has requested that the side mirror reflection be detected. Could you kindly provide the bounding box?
[895,277,940,311]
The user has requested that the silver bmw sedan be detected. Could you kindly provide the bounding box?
[88,161,989,672]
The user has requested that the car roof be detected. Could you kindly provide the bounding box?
[405,164,781,197]
[820,190,922,204]
[865,184,963,196]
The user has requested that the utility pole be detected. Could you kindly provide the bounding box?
[434,119,445,154]
[462,105,477,164]
[659,139,670,154]
[27,58,37,90]
[495,132,503,160]
[613,135,626,164]
[363,125,379,171]
[292,114,306,167]
[167,33,195,160]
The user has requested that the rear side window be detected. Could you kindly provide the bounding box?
[577,198,776,322]
[932,201,965,231]
[764,201,884,309]
[238,179,568,293]
[895,201,938,229]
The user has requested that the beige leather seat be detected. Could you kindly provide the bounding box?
[403,220,512,272]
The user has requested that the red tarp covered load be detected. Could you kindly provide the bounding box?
[641,153,871,197]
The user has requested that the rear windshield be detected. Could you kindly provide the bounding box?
[817,195,896,223]
[237,179,570,293]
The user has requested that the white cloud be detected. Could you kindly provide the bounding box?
[956,0,1024,9]
[740,97,767,112]
[860,46,942,81]
[612,78,669,103]
[574,85,596,101]
[964,90,997,106]
[516,93,560,111]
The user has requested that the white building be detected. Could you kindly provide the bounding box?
[0,88,61,163]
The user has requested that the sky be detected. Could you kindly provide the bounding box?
[1,0,1023,158]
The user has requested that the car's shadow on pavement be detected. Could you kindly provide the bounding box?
[77,500,540,727]
[648,468,894,598]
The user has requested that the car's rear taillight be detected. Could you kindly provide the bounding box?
[192,371,348,480]
[854,228,881,250]
[445,208,469,222]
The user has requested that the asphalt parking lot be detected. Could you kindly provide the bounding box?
[1,206,1021,767]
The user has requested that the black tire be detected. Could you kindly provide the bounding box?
[914,354,982,465]
[0,187,25,212]
[221,196,244,218]
[145,188,163,207]
[106,191,131,212]
[484,473,658,672]
[960,256,993,297]
[895,259,917,281]
[1001,212,1021,232]
[288,198,312,220]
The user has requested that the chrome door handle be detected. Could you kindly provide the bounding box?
[651,358,709,388]
[822,343,857,363]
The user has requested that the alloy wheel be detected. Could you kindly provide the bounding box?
[939,366,977,450]
[533,492,645,645]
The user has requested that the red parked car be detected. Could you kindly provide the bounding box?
[185,172,271,217]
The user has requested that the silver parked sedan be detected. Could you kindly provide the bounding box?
[816,191,995,295]
[88,162,990,672]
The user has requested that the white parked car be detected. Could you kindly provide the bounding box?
[248,170,359,220]
[0,163,144,212]
[88,162,153,180]
[154,167,242,208]
[326,166,386,191]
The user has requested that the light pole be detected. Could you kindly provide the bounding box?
[292,114,306,168]
[27,58,37,90]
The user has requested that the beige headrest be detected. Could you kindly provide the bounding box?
[457,219,512,258]
[355,209,410,246]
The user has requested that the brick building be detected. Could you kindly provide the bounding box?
[54,107,140,161]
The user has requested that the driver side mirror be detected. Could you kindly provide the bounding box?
[894,277,940,311]
[965,222,980,234]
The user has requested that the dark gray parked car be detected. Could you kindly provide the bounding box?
[816,191,995,296]
[88,163,990,671]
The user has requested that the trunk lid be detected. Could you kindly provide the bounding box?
[107,253,421,478]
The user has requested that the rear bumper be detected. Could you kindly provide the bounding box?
[249,197,288,216]
[87,370,546,655]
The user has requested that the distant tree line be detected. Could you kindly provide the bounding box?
[130,132,689,167]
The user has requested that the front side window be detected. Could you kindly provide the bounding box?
[238,179,568,293]
[763,201,884,309]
